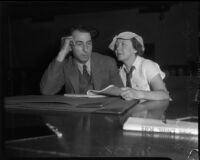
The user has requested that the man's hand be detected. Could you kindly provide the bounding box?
[56,36,73,62]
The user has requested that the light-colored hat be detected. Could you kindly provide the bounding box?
[108,31,145,51]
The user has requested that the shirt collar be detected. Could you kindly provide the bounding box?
[132,55,142,69]
[75,58,91,74]
[121,55,142,71]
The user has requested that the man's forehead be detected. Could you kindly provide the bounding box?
[72,31,91,41]
[72,30,90,36]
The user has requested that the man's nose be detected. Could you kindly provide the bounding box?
[83,44,89,52]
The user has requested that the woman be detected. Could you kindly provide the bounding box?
[109,31,171,101]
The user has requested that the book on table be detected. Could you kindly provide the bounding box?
[123,117,198,135]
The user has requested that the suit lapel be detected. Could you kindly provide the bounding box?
[66,57,80,93]
[91,53,101,90]
[66,53,102,92]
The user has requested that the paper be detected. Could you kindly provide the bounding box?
[64,94,106,98]
[87,85,122,97]
[64,85,122,98]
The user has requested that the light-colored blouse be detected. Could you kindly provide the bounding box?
[119,56,165,91]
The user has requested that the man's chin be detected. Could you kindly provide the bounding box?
[80,58,89,63]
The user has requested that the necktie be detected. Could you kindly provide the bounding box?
[83,64,90,82]
[79,64,93,94]
[125,66,135,88]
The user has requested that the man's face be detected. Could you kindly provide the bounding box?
[71,30,92,63]
[114,38,136,62]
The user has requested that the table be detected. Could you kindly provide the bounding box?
[3,96,198,159]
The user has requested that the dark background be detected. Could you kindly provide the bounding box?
[0,1,199,96]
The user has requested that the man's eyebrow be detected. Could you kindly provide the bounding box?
[75,40,83,43]
[75,40,92,43]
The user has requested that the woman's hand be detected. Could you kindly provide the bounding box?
[120,87,143,101]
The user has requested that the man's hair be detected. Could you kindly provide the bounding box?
[68,25,98,39]
[130,37,144,56]
[70,25,91,35]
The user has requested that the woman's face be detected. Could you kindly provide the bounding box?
[114,38,137,62]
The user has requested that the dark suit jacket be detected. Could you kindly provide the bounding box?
[40,52,123,95]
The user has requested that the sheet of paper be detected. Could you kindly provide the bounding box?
[87,85,122,96]
[64,94,106,98]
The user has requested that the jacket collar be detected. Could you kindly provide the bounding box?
[66,53,102,93]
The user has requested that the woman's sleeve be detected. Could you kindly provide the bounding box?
[143,59,165,84]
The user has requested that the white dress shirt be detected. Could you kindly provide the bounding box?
[119,56,165,91]
[75,59,91,75]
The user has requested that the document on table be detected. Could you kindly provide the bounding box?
[64,94,106,98]
[5,95,139,114]
[64,85,122,98]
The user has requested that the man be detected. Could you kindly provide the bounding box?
[40,26,123,95]
[109,31,171,101]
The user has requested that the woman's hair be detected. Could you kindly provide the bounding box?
[130,37,144,56]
